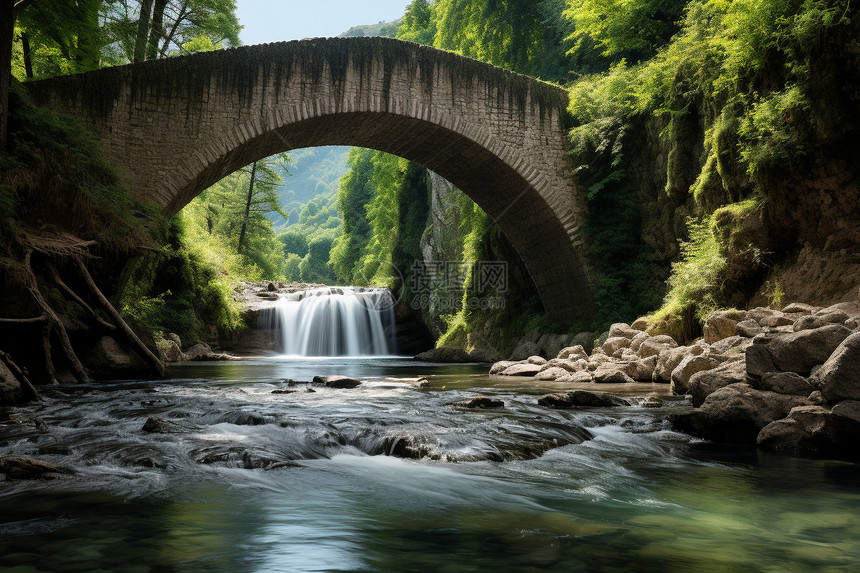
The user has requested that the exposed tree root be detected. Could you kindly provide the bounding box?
[0,349,41,402]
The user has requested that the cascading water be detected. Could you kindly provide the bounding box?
[258,287,397,356]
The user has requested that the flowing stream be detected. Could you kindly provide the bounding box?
[2,357,860,572]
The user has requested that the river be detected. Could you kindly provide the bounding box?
[2,356,860,572]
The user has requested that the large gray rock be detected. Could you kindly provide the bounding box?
[629,332,649,353]
[671,383,810,443]
[655,345,704,382]
[538,390,630,409]
[670,355,721,395]
[812,332,860,402]
[782,303,818,314]
[569,332,595,354]
[500,363,543,377]
[540,358,587,374]
[489,361,518,375]
[736,320,763,338]
[86,336,148,377]
[0,361,24,406]
[638,335,678,359]
[602,336,631,357]
[792,315,831,332]
[314,375,362,389]
[415,347,473,363]
[558,345,588,361]
[537,334,572,360]
[688,359,747,407]
[509,341,543,361]
[704,310,744,343]
[535,367,571,381]
[746,325,853,378]
[468,348,501,363]
[592,364,635,384]
[609,323,639,340]
[757,404,860,457]
[156,338,187,363]
[626,355,658,381]
[755,372,812,396]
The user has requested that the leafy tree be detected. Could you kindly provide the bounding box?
[397,0,436,45]
[279,228,309,258]
[329,147,377,281]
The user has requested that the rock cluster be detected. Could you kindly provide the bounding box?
[491,301,860,458]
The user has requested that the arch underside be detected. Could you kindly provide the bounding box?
[169,111,591,320]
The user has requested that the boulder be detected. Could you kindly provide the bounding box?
[626,355,658,381]
[819,302,860,319]
[832,400,860,423]
[760,313,794,328]
[631,317,650,331]
[592,364,635,384]
[755,372,812,396]
[156,338,187,363]
[595,331,611,348]
[535,367,570,381]
[537,334,572,360]
[538,390,629,409]
[812,332,860,402]
[86,336,149,377]
[541,358,587,373]
[757,404,860,457]
[526,355,548,366]
[468,348,501,363]
[735,320,763,338]
[0,361,24,406]
[629,332,649,353]
[509,341,543,361]
[314,375,362,389]
[142,416,182,433]
[746,325,853,378]
[558,345,588,361]
[489,361,518,375]
[463,397,504,409]
[609,323,639,340]
[0,457,74,480]
[655,345,704,382]
[166,333,183,348]
[569,332,596,354]
[792,315,831,332]
[704,310,744,343]
[710,336,750,354]
[670,355,721,395]
[500,363,543,377]
[671,383,810,443]
[602,337,631,356]
[570,371,594,383]
[688,359,747,407]
[587,354,612,369]
[415,347,473,363]
[781,303,817,314]
[638,335,678,359]
[641,394,664,408]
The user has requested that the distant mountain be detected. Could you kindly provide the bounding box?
[340,19,401,38]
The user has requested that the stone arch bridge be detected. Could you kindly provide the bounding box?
[27,37,593,321]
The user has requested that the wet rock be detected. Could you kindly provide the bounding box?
[626,355,658,381]
[305,388,317,393]
[688,359,747,407]
[655,345,705,382]
[509,341,543,361]
[757,404,860,457]
[142,416,180,433]
[704,310,745,343]
[489,361,518,375]
[592,364,635,384]
[736,320,763,338]
[185,342,239,361]
[414,347,472,363]
[314,375,362,389]
[416,377,431,388]
[609,323,639,340]
[538,390,629,409]
[671,383,810,443]
[271,389,296,395]
[812,332,860,402]
[755,372,812,396]
[85,336,148,377]
[558,345,588,361]
[500,363,543,377]
[671,355,721,395]
[746,325,853,378]
[641,394,664,408]
[463,397,504,409]
[0,457,74,480]
[638,335,678,359]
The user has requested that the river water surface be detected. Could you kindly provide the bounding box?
[2,357,860,572]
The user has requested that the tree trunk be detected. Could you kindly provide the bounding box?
[238,161,257,254]
[21,31,32,78]
[74,0,101,72]
[146,0,167,61]
[133,0,154,63]
[1,0,14,153]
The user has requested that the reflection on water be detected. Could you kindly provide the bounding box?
[1,358,859,572]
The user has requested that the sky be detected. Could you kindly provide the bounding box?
[236,0,414,46]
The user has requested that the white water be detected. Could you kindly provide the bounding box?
[258,287,397,356]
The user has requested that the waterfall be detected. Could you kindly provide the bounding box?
[258,287,397,356]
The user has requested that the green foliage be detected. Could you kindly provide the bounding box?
[330,148,377,282]
[397,0,436,45]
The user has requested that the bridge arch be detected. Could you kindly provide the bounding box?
[28,37,594,321]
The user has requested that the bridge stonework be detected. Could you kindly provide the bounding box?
[28,37,594,321]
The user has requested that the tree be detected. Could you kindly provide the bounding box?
[397,0,436,45]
